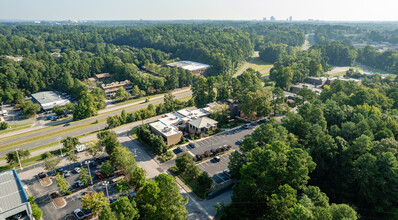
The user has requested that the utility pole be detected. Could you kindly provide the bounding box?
[15,148,23,170]
[57,137,63,157]
[87,161,93,185]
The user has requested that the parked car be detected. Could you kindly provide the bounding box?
[242,124,250,129]
[74,209,85,220]
[195,154,202,161]
[223,169,232,178]
[63,123,70,127]
[214,156,221,162]
[76,180,84,187]
[96,172,104,179]
[63,170,71,177]
[56,168,64,173]
[50,192,60,198]
[74,167,81,173]
[236,139,244,145]
[188,143,196,148]
[210,149,217,155]
[38,172,47,179]
[177,146,184,152]
[91,161,98,167]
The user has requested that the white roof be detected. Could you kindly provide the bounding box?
[0,170,29,212]
[167,61,210,71]
[31,91,70,110]
[159,113,183,126]
[177,108,209,118]
[150,121,181,137]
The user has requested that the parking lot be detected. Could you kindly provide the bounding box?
[172,123,259,184]
[26,156,121,220]
[197,152,232,184]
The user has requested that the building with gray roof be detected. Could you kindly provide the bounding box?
[0,170,33,220]
[31,91,70,111]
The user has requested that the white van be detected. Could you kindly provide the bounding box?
[2,110,8,116]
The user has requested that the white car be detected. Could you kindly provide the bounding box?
[63,170,71,177]
[74,209,85,219]
[76,180,84,187]
[74,167,81,173]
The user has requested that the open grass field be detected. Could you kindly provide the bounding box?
[0,123,33,135]
[247,57,273,73]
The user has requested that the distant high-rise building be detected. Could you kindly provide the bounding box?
[289,16,293,21]
[270,16,276,21]
[263,17,267,21]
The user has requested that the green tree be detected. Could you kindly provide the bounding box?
[116,86,130,101]
[29,196,43,220]
[79,168,92,186]
[73,92,97,120]
[0,122,8,130]
[62,136,80,152]
[136,174,188,220]
[67,150,78,163]
[99,206,118,220]
[132,85,140,97]
[6,149,30,165]
[116,179,130,194]
[86,141,103,158]
[209,104,230,125]
[101,161,115,177]
[56,173,70,193]
[19,100,41,118]
[81,191,109,214]
[271,87,285,115]
[110,196,139,220]
[130,167,146,189]
[197,172,213,193]
[43,152,60,172]
[330,204,357,220]
[175,153,195,174]
[52,105,64,116]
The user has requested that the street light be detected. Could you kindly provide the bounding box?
[86,161,93,185]
[103,181,109,198]
[15,148,23,170]
[57,137,63,157]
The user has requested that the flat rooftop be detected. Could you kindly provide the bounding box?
[0,170,29,212]
[150,121,181,137]
[159,113,184,126]
[31,91,70,110]
[167,61,210,71]
[177,108,209,118]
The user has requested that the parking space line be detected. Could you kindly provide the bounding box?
[216,173,227,182]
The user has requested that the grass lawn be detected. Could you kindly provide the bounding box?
[0,123,33,135]
[178,175,209,199]
[329,71,347,77]
[247,57,273,73]
[113,87,190,106]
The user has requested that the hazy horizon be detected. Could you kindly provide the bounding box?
[1,0,398,22]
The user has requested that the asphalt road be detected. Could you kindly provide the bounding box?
[0,90,192,157]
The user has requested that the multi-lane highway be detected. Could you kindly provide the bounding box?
[0,89,192,157]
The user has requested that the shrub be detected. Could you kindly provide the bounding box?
[28,196,43,220]
[0,122,8,130]
[170,165,179,174]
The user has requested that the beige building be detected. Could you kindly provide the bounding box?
[188,117,218,135]
[101,80,133,97]
[88,73,113,82]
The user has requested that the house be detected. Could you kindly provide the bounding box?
[0,170,33,219]
[290,83,322,94]
[31,91,70,111]
[167,61,210,75]
[88,73,113,82]
[5,56,23,62]
[101,80,133,97]
[150,122,183,146]
[305,77,328,87]
[188,117,218,135]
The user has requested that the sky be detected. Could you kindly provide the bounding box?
[1,0,398,21]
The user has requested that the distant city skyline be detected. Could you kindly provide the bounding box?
[1,0,398,21]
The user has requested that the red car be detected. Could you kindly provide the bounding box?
[96,172,104,179]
